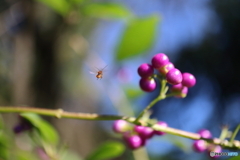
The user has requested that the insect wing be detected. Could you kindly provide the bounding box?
[89,71,96,74]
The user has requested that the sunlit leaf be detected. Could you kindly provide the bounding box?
[70,0,84,4]
[60,150,83,160]
[163,134,191,153]
[36,0,70,16]
[116,15,160,61]
[124,86,144,99]
[228,155,240,160]
[20,113,59,145]
[16,150,39,160]
[0,131,9,159]
[86,141,125,160]
[0,116,4,129]
[82,3,131,19]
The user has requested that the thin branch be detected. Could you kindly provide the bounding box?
[230,124,240,144]
[0,106,239,150]
[0,106,134,122]
[134,78,167,123]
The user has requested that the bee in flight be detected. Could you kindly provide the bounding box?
[90,65,108,80]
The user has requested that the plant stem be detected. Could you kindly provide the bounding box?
[134,79,167,123]
[230,124,240,145]
[0,106,135,122]
[219,125,229,141]
[0,106,239,149]
[152,123,240,150]
[132,147,149,160]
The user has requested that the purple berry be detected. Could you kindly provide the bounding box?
[170,84,188,98]
[36,148,49,160]
[151,53,169,69]
[154,121,168,135]
[124,134,144,150]
[182,73,196,88]
[193,140,207,152]
[138,63,154,78]
[171,83,183,92]
[139,78,156,92]
[134,125,154,139]
[13,116,33,134]
[198,129,212,139]
[13,125,24,134]
[158,62,175,75]
[113,120,130,133]
[166,68,183,85]
[208,145,222,158]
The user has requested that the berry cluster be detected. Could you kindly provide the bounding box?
[193,129,222,158]
[138,53,196,97]
[113,120,167,150]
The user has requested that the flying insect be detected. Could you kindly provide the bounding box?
[90,65,108,80]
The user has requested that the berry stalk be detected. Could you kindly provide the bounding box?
[134,77,167,124]
[230,124,240,145]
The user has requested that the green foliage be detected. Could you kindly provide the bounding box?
[69,0,84,5]
[36,0,70,16]
[20,113,59,145]
[15,150,39,160]
[60,150,83,160]
[124,86,144,99]
[163,135,191,153]
[86,141,125,160]
[228,156,240,160]
[0,117,9,159]
[82,3,131,19]
[0,131,9,160]
[116,15,160,61]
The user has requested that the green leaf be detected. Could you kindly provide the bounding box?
[0,116,4,129]
[0,132,9,159]
[163,135,191,153]
[36,0,70,16]
[20,113,59,145]
[124,86,144,99]
[82,3,131,19]
[228,155,240,160]
[16,150,39,160]
[69,0,84,5]
[116,15,160,61]
[60,150,83,160]
[86,141,125,160]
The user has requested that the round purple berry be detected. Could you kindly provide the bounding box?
[151,53,169,69]
[193,140,207,152]
[166,68,183,85]
[208,145,222,158]
[154,121,168,135]
[198,129,212,139]
[170,84,188,98]
[139,78,156,92]
[182,73,196,88]
[113,120,130,133]
[158,62,175,75]
[123,133,144,150]
[134,125,154,139]
[171,83,183,92]
[137,63,154,78]
[36,148,49,160]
